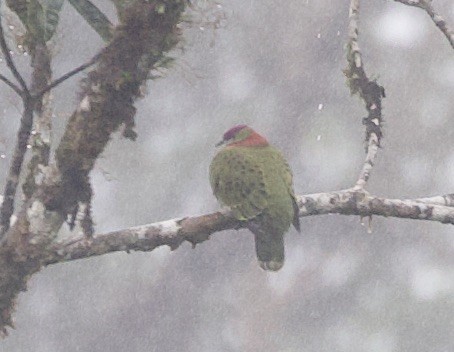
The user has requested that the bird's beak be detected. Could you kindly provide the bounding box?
[215,139,225,147]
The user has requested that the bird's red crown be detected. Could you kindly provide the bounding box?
[222,125,269,147]
[223,124,248,141]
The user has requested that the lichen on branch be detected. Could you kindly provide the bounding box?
[0,0,189,336]
[54,0,187,234]
[344,0,385,191]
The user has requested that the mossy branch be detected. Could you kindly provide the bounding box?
[0,0,188,336]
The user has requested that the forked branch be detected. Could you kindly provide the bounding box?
[345,0,385,191]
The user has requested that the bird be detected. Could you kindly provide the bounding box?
[209,124,300,271]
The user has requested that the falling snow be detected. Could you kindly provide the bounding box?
[0,1,452,351]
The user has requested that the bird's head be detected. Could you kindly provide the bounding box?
[216,125,269,147]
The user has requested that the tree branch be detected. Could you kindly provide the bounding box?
[413,194,454,207]
[23,40,53,201]
[45,210,237,264]
[297,191,454,223]
[395,0,454,49]
[42,190,454,265]
[0,73,23,96]
[0,99,34,237]
[0,0,189,335]
[33,55,99,99]
[53,1,187,236]
[345,0,385,191]
[0,14,56,237]
[0,14,28,96]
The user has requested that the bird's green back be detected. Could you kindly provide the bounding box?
[210,145,298,234]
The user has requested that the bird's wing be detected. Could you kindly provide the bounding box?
[274,149,301,232]
[210,148,268,221]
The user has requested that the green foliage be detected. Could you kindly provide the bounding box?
[6,0,114,43]
[6,0,65,43]
[42,0,66,41]
[155,3,166,14]
[5,0,28,25]
[67,0,114,42]
[26,0,45,42]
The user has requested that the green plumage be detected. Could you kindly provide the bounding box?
[210,144,299,271]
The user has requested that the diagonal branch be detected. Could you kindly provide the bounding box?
[395,0,454,49]
[43,190,454,265]
[53,1,187,235]
[345,0,385,191]
[33,55,100,99]
[0,14,29,96]
[0,73,23,96]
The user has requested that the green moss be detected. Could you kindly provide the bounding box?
[156,3,166,13]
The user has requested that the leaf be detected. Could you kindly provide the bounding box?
[41,0,66,41]
[6,0,65,42]
[26,0,46,42]
[5,0,29,25]
[67,0,114,42]
[7,0,112,43]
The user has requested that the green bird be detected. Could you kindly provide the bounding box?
[210,125,300,271]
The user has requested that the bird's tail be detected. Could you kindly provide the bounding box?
[248,222,285,271]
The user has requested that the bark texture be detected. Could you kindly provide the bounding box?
[0,0,187,335]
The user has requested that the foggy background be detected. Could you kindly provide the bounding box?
[1,0,454,351]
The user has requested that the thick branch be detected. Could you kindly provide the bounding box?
[42,190,454,265]
[413,194,454,207]
[395,0,454,49]
[297,192,454,223]
[0,0,188,335]
[45,210,238,264]
[54,0,187,235]
[345,0,385,191]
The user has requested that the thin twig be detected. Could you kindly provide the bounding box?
[0,15,29,96]
[395,0,454,49]
[345,0,385,190]
[22,41,53,201]
[0,73,23,96]
[33,55,100,99]
[354,129,379,190]
[0,99,34,237]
